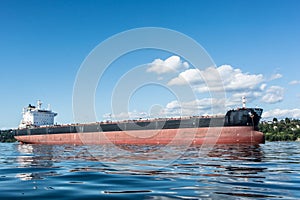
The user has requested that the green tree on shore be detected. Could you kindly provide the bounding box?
[0,130,16,143]
[259,118,300,141]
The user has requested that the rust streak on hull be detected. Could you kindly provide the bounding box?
[15,127,264,145]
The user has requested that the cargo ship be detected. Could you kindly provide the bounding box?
[14,97,264,145]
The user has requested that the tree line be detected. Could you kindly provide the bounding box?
[0,130,16,143]
[259,118,300,141]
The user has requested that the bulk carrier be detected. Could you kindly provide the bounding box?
[14,98,264,145]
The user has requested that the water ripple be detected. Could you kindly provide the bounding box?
[0,142,300,199]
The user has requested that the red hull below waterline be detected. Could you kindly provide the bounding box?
[15,127,265,145]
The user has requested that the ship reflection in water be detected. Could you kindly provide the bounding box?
[16,143,263,188]
[16,144,57,181]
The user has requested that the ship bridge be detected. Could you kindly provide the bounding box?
[19,100,57,128]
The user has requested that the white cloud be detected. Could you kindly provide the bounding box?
[147,55,189,74]
[262,108,300,119]
[167,68,203,86]
[289,80,300,85]
[168,64,264,93]
[260,83,267,91]
[219,65,264,91]
[269,73,283,81]
[261,86,284,104]
[163,98,227,117]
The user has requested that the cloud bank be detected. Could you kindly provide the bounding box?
[105,55,293,120]
[147,56,289,117]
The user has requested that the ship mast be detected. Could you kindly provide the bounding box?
[242,96,246,108]
[37,100,42,110]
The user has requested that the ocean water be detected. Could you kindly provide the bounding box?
[0,142,300,199]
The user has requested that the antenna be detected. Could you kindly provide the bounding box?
[37,100,42,109]
[242,96,246,108]
[47,104,51,111]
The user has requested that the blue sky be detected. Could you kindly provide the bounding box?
[1,0,300,129]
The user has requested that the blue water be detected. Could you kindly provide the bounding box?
[0,142,300,199]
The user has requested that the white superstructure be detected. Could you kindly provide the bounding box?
[19,100,57,128]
